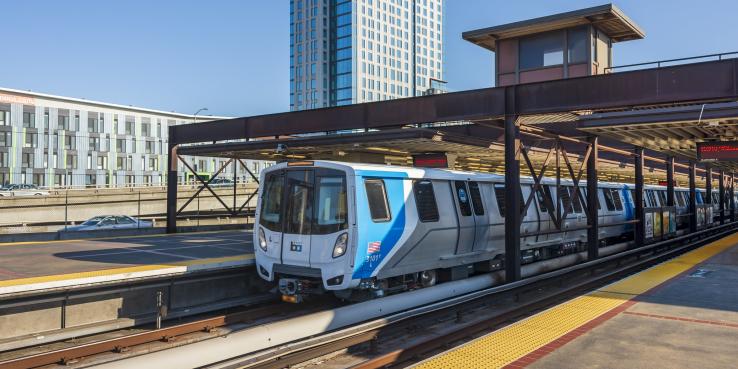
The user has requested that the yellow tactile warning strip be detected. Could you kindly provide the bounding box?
[413,232,738,369]
[0,254,254,288]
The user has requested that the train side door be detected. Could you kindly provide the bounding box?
[281,170,314,267]
[452,181,476,255]
[468,181,490,252]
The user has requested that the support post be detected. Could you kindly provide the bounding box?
[689,162,697,233]
[634,147,645,246]
[719,169,725,224]
[586,136,599,260]
[166,142,178,234]
[233,159,238,215]
[728,172,735,222]
[666,156,675,206]
[504,96,521,283]
[705,165,712,204]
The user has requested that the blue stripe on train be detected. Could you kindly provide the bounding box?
[352,170,408,279]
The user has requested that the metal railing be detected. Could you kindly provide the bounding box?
[605,51,738,73]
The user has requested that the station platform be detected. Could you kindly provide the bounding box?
[0,230,254,296]
[414,232,738,369]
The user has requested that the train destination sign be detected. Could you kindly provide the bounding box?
[412,153,449,168]
[697,141,738,161]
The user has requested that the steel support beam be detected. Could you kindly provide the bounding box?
[705,165,712,204]
[233,159,238,214]
[719,170,725,224]
[504,101,521,282]
[166,143,178,234]
[634,147,645,246]
[666,156,675,206]
[728,172,735,222]
[689,162,697,233]
[587,136,599,260]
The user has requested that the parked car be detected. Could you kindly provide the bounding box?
[205,178,235,188]
[0,184,49,197]
[65,215,153,231]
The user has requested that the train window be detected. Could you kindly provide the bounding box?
[494,184,526,217]
[468,181,485,216]
[611,189,623,211]
[676,192,685,207]
[454,181,473,217]
[560,186,576,214]
[602,188,615,211]
[259,173,284,232]
[536,186,553,213]
[285,172,313,235]
[314,176,348,234]
[413,180,439,222]
[657,191,667,206]
[365,179,391,222]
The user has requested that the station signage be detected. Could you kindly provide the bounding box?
[412,153,449,168]
[658,180,678,187]
[697,141,738,161]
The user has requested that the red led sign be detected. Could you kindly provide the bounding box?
[412,153,449,168]
[697,141,738,161]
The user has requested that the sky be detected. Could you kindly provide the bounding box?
[1,0,737,118]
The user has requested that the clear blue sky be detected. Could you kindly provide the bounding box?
[2,0,737,117]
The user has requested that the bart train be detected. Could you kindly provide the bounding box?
[254,160,734,301]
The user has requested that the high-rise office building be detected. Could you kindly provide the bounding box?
[290,0,445,111]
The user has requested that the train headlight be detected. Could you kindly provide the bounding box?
[258,228,268,252]
[332,233,348,258]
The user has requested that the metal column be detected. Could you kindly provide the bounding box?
[666,156,675,206]
[634,147,645,246]
[719,170,725,224]
[689,162,697,233]
[503,97,521,282]
[728,172,735,222]
[233,159,238,215]
[587,136,599,260]
[166,142,178,234]
[705,165,712,204]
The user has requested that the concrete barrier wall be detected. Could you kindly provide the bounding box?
[0,184,258,232]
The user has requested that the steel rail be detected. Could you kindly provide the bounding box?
[227,221,738,369]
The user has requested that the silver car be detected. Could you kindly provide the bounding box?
[65,215,153,231]
[0,184,50,197]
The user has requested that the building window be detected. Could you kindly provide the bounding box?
[66,154,78,169]
[88,118,99,133]
[97,156,108,170]
[141,122,151,136]
[59,116,69,130]
[519,31,564,70]
[0,132,12,147]
[145,140,155,154]
[44,113,49,129]
[148,157,158,171]
[0,152,8,167]
[89,137,100,151]
[22,153,34,168]
[125,119,135,135]
[24,132,38,148]
[23,112,35,128]
[64,135,76,150]
[0,111,8,126]
[567,27,588,64]
[116,139,126,152]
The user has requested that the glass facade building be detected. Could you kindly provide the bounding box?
[290,0,445,111]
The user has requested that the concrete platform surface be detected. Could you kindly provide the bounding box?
[0,230,254,295]
[413,232,738,369]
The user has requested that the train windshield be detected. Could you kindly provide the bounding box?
[259,169,347,234]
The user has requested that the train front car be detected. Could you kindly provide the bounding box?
[254,161,356,303]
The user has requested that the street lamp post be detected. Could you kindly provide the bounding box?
[193,107,208,124]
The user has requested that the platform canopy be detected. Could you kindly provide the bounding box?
[577,101,738,171]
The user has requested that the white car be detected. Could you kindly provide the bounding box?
[0,184,50,197]
[65,215,153,231]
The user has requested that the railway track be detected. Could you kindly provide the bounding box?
[1,222,735,369]
[221,222,738,369]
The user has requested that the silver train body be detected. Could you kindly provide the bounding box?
[253,160,734,301]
